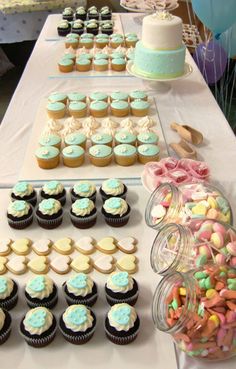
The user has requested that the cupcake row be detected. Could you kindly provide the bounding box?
[0,273,139,310]
[58,19,114,37]
[63,32,138,48]
[7,196,131,229]
[1,303,140,346]
[62,6,112,22]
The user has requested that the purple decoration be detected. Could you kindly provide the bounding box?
[193,40,228,85]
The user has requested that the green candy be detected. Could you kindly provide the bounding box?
[196,254,207,267]
[197,303,205,317]
[194,271,208,280]
[204,276,213,290]
[219,271,226,277]
[171,298,178,311]
[187,349,203,357]
[227,278,236,290]
[199,279,206,289]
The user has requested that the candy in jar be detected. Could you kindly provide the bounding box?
[152,264,236,360]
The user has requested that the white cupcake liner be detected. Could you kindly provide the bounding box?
[59,323,96,344]
[70,211,97,227]
[19,325,57,347]
[104,326,139,345]
[106,290,139,306]
[26,293,58,309]
[8,212,33,229]
[65,292,98,307]
[36,212,63,229]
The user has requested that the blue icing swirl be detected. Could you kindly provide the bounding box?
[0,278,7,293]
[12,200,28,211]
[74,198,90,209]
[112,58,126,65]
[27,310,47,328]
[106,197,122,209]
[111,272,129,287]
[69,274,87,289]
[67,306,88,325]
[112,305,131,325]
[40,198,57,210]
[47,102,65,111]
[28,276,45,292]
[90,91,108,101]
[68,92,86,101]
[45,180,59,190]
[75,183,90,193]
[90,101,108,110]
[13,182,28,193]
[107,179,120,189]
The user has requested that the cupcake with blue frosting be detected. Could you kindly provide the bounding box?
[0,308,12,345]
[71,180,96,203]
[25,276,58,309]
[40,181,66,206]
[105,272,139,306]
[7,200,33,229]
[63,273,98,306]
[0,276,18,310]
[70,198,97,228]
[11,182,37,206]
[100,178,127,201]
[102,197,130,227]
[36,198,63,229]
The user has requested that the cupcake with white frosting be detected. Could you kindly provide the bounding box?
[40,181,66,206]
[20,307,57,347]
[105,272,139,306]
[102,197,130,227]
[71,181,97,203]
[36,198,63,229]
[105,303,140,345]
[7,200,33,229]
[59,304,96,344]
[70,198,97,229]
[11,182,37,206]
[0,276,18,310]
[0,308,12,345]
[25,276,58,309]
[100,178,127,201]
[63,273,98,306]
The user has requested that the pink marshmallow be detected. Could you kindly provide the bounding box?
[213,222,227,235]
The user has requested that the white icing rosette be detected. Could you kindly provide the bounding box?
[42,119,63,136]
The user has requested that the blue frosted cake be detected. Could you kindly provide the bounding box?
[133,12,186,79]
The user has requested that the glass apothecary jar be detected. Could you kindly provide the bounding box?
[150,220,236,276]
[145,182,232,229]
[152,265,236,361]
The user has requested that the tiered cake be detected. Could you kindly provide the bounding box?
[133,12,186,79]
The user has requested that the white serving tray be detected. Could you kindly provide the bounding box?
[0,186,176,369]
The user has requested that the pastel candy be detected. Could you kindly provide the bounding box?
[151,204,166,219]
[226,242,236,256]
[212,222,227,235]
[199,245,212,259]
[229,257,236,268]
[192,204,208,216]
[207,196,218,209]
[210,232,224,249]
[198,230,212,241]
[215,253,226,265]
[207,208,218,219]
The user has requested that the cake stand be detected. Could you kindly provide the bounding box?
[126,60,193,92]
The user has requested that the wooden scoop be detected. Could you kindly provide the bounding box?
[171,122,203,145]
[169,140,197,159]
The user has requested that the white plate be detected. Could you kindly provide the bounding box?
[120,0,179,13]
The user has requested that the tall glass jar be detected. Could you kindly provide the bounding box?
[152,265,236,361]
[145,182,232,229]
[150,220,236,276]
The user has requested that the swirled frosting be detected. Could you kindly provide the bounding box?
[73,181,96,197]
[71,198,95,216]
[102,179,124,196]
[107,272,134,293]
[42,181,64,196]
[64,116,81,131]
[43,119,63,136]
[0,308,5,331]
[0,276,14,300]
[23,307,53,335]
[137,116,155,130]
[103,197,128,216]
[12,182,34,197]
[8,200,31,218]
[108,303,137,332]
[38,199,61,216]
[62,304,94,332]
[66,273,94,296]
[102,117,118,129]
[25,276,54,300]
[82,116,100,129]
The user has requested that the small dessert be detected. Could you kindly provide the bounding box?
[113,144,137,166]
[59,304,96,344]
[62,7,74,21]
[95,36,109,49]
[20,307,57,347]
[7,200,33,229]
[102,197,131,227]
[86,21,99,35]
[126,47,135,61]
[62,117,81,136]
[79,37,94,49]
[110,100,129,117]
[94,53,109,60]
[111,58,126,72]
[36,198,63,229]
[89,144,113,166]
[105,272,139,306]
[57,20,71,36]
[102,117,118,136]
[76,57,91,72]
[77,52,93,62]
[100,7,112,20]
[71,181,96,203]
[39,134,61,150]
[129,90,148,101]
[67,91,86,102]
[40,181,66,206]
[68,101,87,118]
[110,36,124,49]
[65,132,87,149]
[48,92,67,105]
[91,133,113,147]
[93,58,109,72]
[90,100,108,118]
[101,22,113,35]
[25,276,58,309]
[100,178,127,201]
[137,144,160,164]
[75,6,86,21]
[62,52,76,63]
[47,102,66,119]
[125,34,138,48]
[66,33,79,40]
[87,7,99,20]
[71,20,84,35]
[35,146,60,169]
[63,273,98,306]
[115,131,136,146]
[0,276,18,310]
[62,145,85,167]
[70,198,97,229]
[130,99,150,117]
[65,37,79,49]
[137,132,159,145]
[105,303,140,344]
[80,33,94,40]
[58,58,74,73]
[11,182,37,207]
[0,308,11,344]
[89,91,108,102]
[43,118,63,136]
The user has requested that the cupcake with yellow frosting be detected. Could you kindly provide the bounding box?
[25,276,58,309]
[70,198,97,228]
[59,304,96,344]
[102,197,130,227]
[63,273,98,306]
[0,308,12,345]
[36,198,63,229]
[20,307,57,347]
[0,276,18,310]
[11,182,37,206]
[7,200,33,229]
[100,178,127,202]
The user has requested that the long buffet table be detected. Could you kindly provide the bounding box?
[0,12,236,369]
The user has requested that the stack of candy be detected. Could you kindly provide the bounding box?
[157,265,236,360]
[142,157,210,192]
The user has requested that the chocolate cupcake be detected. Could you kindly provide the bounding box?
[62,7,74,22]
[100,178,127,202]
[71,20,84,35]
[87,8,99,20]
[105,272,139,306]
[75,6,87,21]
[86,21,99,36]
[100,7,112,20]
[71,181,96,203]
[59,305,96,344]
[7,200,33,229]
[105,303,140,344]
[36,198,63,229]
[0,276,18,310]
[25,276,58,309]
[0,309,12,345]
[20,307,57,347]
[70,198,97,229]
[101,21,113,35]
[57,20,71,36]
[11,181,37,206]
[40,181,66,206]
[63,273,98,306]
[102,197,131,227]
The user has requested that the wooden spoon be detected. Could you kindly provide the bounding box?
[169,140,197,159]
[170,122,203,145]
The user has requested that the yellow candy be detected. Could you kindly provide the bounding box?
[218,211,231,224]
[179,287,186,296]
[207,196,218,209]
[192,204,208,216]
[206,289,217,299]
[219,266,228,273]
[209,314,220,327]
[165,193,172,202]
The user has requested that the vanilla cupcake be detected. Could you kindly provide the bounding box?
[48,92,67,105]
[111,58,126,72]
[64,132,87,149]
[70,198,97,228]
[68,101,87,118]
[47,102,66,119]
[11,182,37,206]
[63,274,98,306]
[93,58,109,72]
[110,100,129,117]
[102,197,131,227]
[58,58,74,73]
[130,99,150,117]
[25,276,58,309]
[76,57,91,72]
[40,181,66,206]
[89,144,113,166]
[137,144,160,164]
[71,181,96,203]
[115,131,136,146]
[35,146,60,169]
[100,178,127,201]
[39,134,61,150]
[90,101,108,118]
[62,145,85,167]
[113,144,137,166]
[91,133,113,147]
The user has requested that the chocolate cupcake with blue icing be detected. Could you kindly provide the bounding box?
[57,20,71,36]
[0,276,18,310]
[40,181,66,206]
[70,198,97,229]
[75,6,87,21]
[11,182,37,206]
[102,197,130,227]
[71,181,97,203]
[100,178,127,202]
[105,272,139,306]
[0,308,12,344]
[7,200,33,229]
[62,7,74,22]
[36,198,63,229]
[25,276,58,309]
[63,273,98,306]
